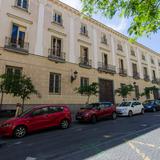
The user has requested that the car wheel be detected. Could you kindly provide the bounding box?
[60,119,70,129]
[112,112,117,120]
[152,108,156,112]
[128,111,133,117]
[91,115,97,124]
[13,126,27,138]
[141,108,145,115]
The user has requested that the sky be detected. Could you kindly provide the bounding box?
[59,0,160,53]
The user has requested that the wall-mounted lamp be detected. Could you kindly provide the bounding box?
[71,70,78,83]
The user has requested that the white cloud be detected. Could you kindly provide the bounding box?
[107,18,128,33]
[59,0,82,10]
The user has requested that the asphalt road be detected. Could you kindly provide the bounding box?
[0,112,160,160]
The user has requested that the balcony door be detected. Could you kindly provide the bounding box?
[51,37,62,57]
[132,63,137,74]
[11,24,26,48]
[143,67,148,76]
[119,59,124,70]
[103,54,108,67]
[81,46,89,64]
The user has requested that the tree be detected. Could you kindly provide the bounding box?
[81,0,160,39]
[11,74,40,110]
[115,84,134,100]
[75,82,99,104]
[141,86,159,99]
[0,73,14,110]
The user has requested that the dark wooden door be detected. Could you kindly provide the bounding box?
[99,79,114,103]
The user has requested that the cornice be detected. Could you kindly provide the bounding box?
[51,0,160,57]
[7,13,33,24]
[48,28,67,37]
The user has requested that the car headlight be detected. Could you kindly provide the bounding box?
[121,109,128,112]
[1,123,12,128]
[84,113,89,117]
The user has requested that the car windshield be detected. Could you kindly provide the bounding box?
[119,102,131,107]
[143,100,154,105]
[18,108,33,118]
[84,103,100,109]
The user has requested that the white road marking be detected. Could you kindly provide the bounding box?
[25,157,37,160]
[14,141,22,145]
[141,124,148,127]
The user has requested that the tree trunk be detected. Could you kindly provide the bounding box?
[22,98,25,112]
[86,95,90,104]
[0,92,4,111]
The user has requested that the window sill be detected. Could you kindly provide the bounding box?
[49,93,61,96]
[51,21,64,28]
[12,6,31,14]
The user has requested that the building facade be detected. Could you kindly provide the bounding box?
[0,0,160,109]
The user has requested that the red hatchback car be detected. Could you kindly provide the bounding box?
[0,105,72,138]
[76,102,117,123]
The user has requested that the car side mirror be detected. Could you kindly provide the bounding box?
[132,105,135,107]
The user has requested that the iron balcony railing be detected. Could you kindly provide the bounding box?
[79,57,92,68]
[52,16,63,26]
[143,74,150,82]
[133,72,140,79]
[152,77,159,84]
[119,68,127,76]
[80,29,88,37]
[98,62,116,74]
[4,37,29,53]
[48,49,65,62]
[101,38,108,45]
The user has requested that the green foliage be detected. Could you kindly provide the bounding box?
[75,82,99,104]
[11,75,39,107]
[115,84,134,99]
[81,0,160,38]
[0,73,40,110]
[141,86,159,98]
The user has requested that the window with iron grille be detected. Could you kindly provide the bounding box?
[49,73,61,94]
[142,54,146,61]
[130,47,135,56]
[117,44,123,51]
[6,66,22,77]
[80,23,88,36]
[101,33,107,44]
[16,0,28,9]
[151,58,155,64]
[53,11,63,25]
[80,77,89,88]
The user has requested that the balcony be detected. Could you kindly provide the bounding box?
[48,49,65,63]
[4,37,29,54]
[98,62,116,74]
[101,38,108,45]
[79,57,92,69]
[133,72,140,79]
[52,17,63,26]
[80,30,88,37]
[119,68,127,77]
[152,78,159,84]
[143,74,150,82]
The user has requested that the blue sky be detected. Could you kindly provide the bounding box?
[60,0,160,53]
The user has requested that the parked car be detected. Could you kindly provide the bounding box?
[116,101,144,117]
[0,105,72,138]
[76,102,117,123]
[143,100,160,112]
